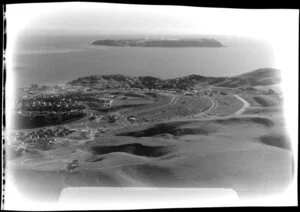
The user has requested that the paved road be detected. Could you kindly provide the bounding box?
[119,93,179,127]
[93,92,250,129]
[167,94,180,107]
[232,94,250,116]
[193,94,250,119]
[134,93,179,115]
[118,92,249,126]
[193,96,218,118]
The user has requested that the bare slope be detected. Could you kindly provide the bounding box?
[9,111,292,201]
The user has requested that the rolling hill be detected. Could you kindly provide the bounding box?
[67,68,281,90]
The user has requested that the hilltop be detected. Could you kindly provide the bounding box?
[91,38,224,48]
[67,68,280,90]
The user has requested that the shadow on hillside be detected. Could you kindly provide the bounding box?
[116,122,215,138]
[258,134,292,151]
[90,143,170,157]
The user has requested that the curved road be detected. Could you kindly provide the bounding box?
[193,96,218,118]
[193,94,250,118]
[88,92,250,128]
[119,93,180,127]
[134,93,179,115]
[232,94,250,116]
[119,93,250,127]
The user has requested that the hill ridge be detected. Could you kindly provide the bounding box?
[68,68,280,90]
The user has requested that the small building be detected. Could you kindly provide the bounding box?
[127,115,137,122]
[95,128,105,137]
[184,92,194,96]
[89,115,96,120]
[80,130,89,137]
[67,160,79,173]
[104,99,113,107]
[107,112,120,123]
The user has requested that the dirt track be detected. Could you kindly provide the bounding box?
[119,93,179,127]
[194,94,250,119]
[233,94,250,116]
[193,96,218,118]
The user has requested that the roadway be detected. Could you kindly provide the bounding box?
[232,94,250,116]
[84,91,250,129]
[193,96,219,118]
[117,92,251,128]
[118,93,180,127]
[192,94,250,119]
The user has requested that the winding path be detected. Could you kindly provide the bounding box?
[193,94,250,119]
[86,91,250,129]
[193,96,218,118]
[119,93,179,127]
[232,94,250,116]
[118,93,251,127]
[134,93,179,115]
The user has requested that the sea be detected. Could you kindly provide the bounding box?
[10,34,276,88]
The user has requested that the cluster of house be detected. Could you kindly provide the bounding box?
[9,127,76,151]
[107,112,121,123]
[97,97,113,107]
[78,127,107,138]
[95,127,107,137]
[182,90,198,96]
[79,129,91,138]
[17,109,85,118]
[94,93,116,107]
[12,127,75,144]
[18,96,83,112]
[142,88,198,95]
[66,160,80,173]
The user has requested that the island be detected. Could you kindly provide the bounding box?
[91,38,224,47]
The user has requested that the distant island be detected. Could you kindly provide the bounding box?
[91,38,224,47]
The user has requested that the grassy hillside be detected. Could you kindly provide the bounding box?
[68,68,281,90]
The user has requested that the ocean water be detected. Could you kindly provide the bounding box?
[11,34,275,88]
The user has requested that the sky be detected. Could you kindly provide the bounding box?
[6,2,298,40]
